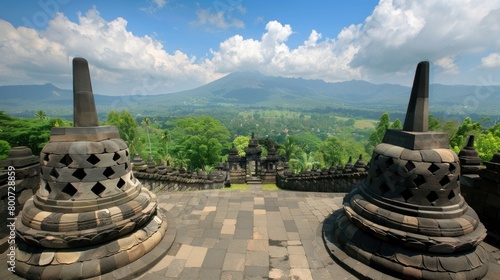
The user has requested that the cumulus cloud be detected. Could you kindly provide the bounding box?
[192,3,246,31]
[0,8,219,94]
[1,0,500,95]
[141,0,168,14]
[350,0,500,78]
[208,0,500,84]
[193,8,244,30]
[435,56,459,74]
[209,21,361,82]
[481,53,500,68]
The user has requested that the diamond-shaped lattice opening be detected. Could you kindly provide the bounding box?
[405,160,415,172]
[414,175,426,187]
[124,163,128,170]
[379,183,390,194]
[117,178,126,189]
[61,183,77,197]
[44,182,51,193]
[449,163,457,174]
[448,190,456,200]
[426,191,439,204]
[400,189,413,202]
[87,154,100,165]
[125,150,129,157]
[385,157,394,167]
[72,168,87,180]
[103,167,115,178]
[91,182,106,196]
[59,154,73,166]
[43,153,50,162]
[428,163,440,174]
[50,168,59,178]
[439,175,451,187]
[113,152,120,161]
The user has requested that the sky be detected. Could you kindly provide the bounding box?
[0,0,499,95]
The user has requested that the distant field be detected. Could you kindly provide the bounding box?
[354,119,377,129]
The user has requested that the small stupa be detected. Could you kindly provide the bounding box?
[14,58,169,279]
[325,61,489,279]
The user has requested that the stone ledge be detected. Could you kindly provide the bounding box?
[383,130,449,150]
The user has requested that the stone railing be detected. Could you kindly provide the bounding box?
[0,147,40,252]
[276,169,368,192]
[133,164,228,192]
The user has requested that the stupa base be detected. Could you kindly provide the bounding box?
[323,210,489,280]
[14,209,172,280]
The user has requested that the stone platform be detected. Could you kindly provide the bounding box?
[3,186,500,279]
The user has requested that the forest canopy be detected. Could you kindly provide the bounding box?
[0,110,498,172]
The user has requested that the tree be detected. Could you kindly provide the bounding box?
[0,111,54,154]
[450,117,481,153]
[365,112,391,154]
[289,151,319,173]
[291,131,322,153]
[233,136,251,157]
[390,118,403,129]
[106,110,140,154]
[318,136,344,166]
[0,140,10,160]
[171,116,230,169]
[161,129,171,162]
[142,117,152,156]
[282,136,300,161]
[34,110,48,120]
[476,131,500,161]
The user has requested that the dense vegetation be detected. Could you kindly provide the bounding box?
[0,109,498,173]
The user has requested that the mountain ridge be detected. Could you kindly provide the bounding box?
[1,72,499,117]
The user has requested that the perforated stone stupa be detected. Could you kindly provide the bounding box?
[324,61,489,279]
[14,58,169,279]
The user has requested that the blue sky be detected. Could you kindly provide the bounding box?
[0,0,499,95]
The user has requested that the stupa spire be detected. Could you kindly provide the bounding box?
[403,60,429,132]
[73,57,98,127]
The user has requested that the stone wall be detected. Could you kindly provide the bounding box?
[134,169,227,192]
[460,154,500,239]
[0,147,40,253]
[276,171,368,192]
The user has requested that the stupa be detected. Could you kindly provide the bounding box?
[14,58,169,279]
[324,61,489,279]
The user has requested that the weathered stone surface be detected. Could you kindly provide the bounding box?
[13,57,169,280]
[326,61,489,280]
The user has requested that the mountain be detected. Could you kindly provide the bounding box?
[1,72,499,117]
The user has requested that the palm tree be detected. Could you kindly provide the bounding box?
[161,129,171,162]
[283,137,298,161]
[141,117,152,156]
[290,151,319,173]
[34,110,48,120]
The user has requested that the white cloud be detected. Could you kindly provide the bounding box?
[350,0,500,78]
[481,53,500,68]
[154,0,167,9]
[192,2,246,31]
[209,21,361,82]
[1,1,500,95]
[435,56,459,74]
[141,0,168,14]
[193,8,244,30]
[208,1,500,84]
[0,8,219,94]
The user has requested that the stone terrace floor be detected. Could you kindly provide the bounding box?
[3,185,500,279]
[139,185,355,280]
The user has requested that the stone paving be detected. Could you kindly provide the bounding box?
[138,185,356,280]
[2,184,500,279]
